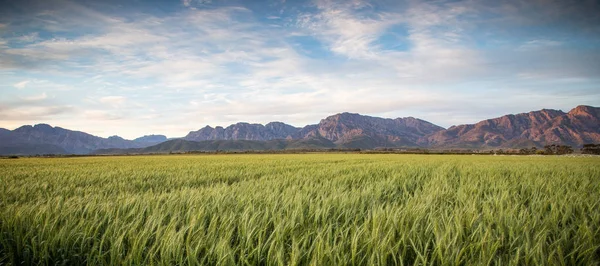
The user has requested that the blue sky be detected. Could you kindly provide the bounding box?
[1,0,599,138]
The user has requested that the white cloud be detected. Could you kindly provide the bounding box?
[296,1,400,59]
[13,80,30,89]
[293,0,483,82]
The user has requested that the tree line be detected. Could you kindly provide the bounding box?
[519,145,574,155]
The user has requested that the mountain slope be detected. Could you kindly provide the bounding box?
[0,143,68,155]
[533,105,600,146]
[420,106,600,148]
[133,135,168,145]
[297,113,445,147]
[0,128,11,137]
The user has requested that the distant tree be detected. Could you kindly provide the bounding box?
[582,144,600,155]
[544,145,555,155]
[543,144,574,155]
[557,145,573,155]
[519,147,538,155]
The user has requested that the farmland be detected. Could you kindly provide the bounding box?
[1,154,599,265]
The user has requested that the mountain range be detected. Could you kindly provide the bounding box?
[1,105,598,155]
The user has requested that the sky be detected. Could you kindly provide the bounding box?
[1,0,599,139]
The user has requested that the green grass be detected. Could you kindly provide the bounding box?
[1,154,599,265]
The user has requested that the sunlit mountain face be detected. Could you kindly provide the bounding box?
[1,0,599,139]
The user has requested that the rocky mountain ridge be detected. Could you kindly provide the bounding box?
[184,122,299,142]
[420,105,600,148]
[1,105,599,155]
[298,112,445,148]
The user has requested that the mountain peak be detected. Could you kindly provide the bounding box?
[569,105,599,117]
[337,112,363,117]
[34,123,53,129]
[33,123,57,134]
[265,121,287,126]
[14,125,33,131]
[108,135,125,141]
[338,112,360,116]
[134,134,167,144]
[534,108,564,115]
[12,123,57,134]
[319,112,370,125]
[325,112,361,119]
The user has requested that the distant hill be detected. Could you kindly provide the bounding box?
[93,137,336,154]
[2,105,600,155]
[0,124,164,155]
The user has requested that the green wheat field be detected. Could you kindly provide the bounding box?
[1,154,599,265]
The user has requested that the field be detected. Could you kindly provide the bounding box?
[1,154,599,265]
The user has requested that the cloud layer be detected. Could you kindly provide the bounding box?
[0,0,599,138]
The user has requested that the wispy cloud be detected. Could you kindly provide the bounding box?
[83,110,125,121]
[0,105,73,121]
[99,96,126,108]
[20,92,47,101]
[13,80,30,89]
[295,0,399,59]
[182,0,212,7]
[517,39,563,51]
